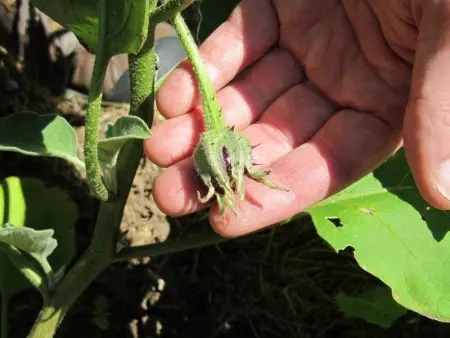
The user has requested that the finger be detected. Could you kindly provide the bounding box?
[146,49,303,167]
[152,157,208,216]
[210,110,401,237]
[151,84,335,216]
[403,2,450,210]
[157,0,279,118]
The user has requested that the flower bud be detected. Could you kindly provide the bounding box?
[193,127,288,216]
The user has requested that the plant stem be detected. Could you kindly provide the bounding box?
[84,0,112,202]
[170,10,226,130]
[26,304,64,338]
[27,201,122,338]
[27,4,159,336]
[150,0,196,23]
[114,228,226,262]
[115,27,157,196]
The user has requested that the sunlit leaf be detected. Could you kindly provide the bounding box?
[308,150,450,321]
[33,0,150,56]
[0,177,77,302]
[0,112,84,169]
[0,224,56,275]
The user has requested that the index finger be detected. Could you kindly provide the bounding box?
[157,0,279,118]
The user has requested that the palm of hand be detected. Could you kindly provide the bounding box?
[145,0,449,236]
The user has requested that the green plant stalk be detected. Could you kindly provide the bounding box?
[171,9,289,215]
[84,0,112,202]
[27,200,124,338]
[170,10,226,130]
[27,6,159,338]
[115,29,157,196]
[27,3,231,336]
[114,215,308,262]
[114,228,226,262]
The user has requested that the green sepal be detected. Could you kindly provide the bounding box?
[193,127,288,217]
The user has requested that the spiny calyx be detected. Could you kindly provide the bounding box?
[193,127,288,216]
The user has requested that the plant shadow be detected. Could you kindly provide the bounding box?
[373,150,450,242]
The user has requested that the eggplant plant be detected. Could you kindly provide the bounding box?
[2,0,450,337]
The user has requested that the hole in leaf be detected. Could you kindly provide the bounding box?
[327,217,343,228]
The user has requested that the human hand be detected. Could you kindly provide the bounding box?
[145,0,450,236]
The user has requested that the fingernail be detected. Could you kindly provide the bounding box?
[437,159,450,200]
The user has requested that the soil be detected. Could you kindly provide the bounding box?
[1,4,450,338]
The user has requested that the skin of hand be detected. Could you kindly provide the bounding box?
[145,0,450,237]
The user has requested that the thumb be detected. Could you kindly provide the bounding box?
[404,1,450,210]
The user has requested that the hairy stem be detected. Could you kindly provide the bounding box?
[170,10,226,130]
[114,228,226,262]
[84,0,111,202]
[151,0,196,23]
[27,201,122,338]
[115,29,157,196]
[27,5,159,337]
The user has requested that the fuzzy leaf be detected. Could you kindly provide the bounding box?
[0,112,84,168]
[33,0,150,56]
[336,286,407,328]
[98,115,151,193]
[308,150,450,322]
[0,177,77,302]
[0,224,56,271]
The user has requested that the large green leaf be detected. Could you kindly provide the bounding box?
[98,115,151,194]
[33,0,150,56]
[0,177,77,302]
[336,285,407,328]
[0,112,84,169]
[308,150,450,321]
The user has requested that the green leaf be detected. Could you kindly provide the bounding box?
[0,224,56,275]
[336,285,407,328]
[0,112,84,169]
[33,0,150,56]
[0,177,77,302]
[98,115,151,193]
[307,150,450,322]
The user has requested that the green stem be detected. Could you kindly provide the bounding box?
[27,4,159,336]
[115,28,157,196]
[27,304,64,338]
[150,0,196,23]
[170,10,226,130]
[114,229,226,262]
[84,0,112,202]
[27,201,122,338]
[114,214,308,263]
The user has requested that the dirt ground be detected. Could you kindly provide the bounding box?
[1,4,450,338]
